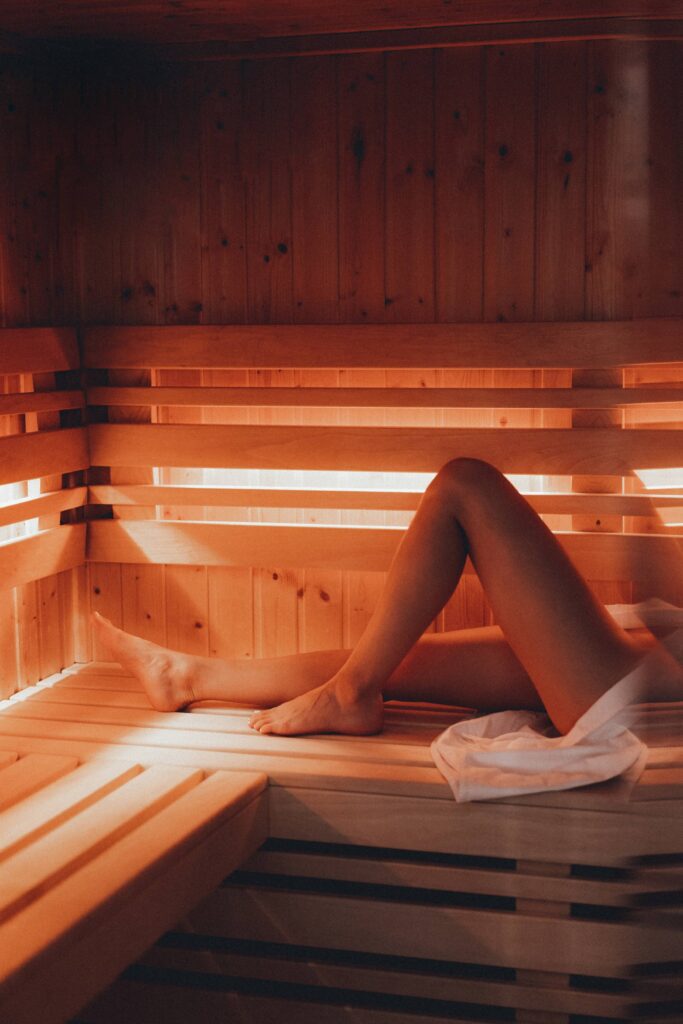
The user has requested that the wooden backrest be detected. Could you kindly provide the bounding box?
[82,320,683,601]
[0,329,86,591]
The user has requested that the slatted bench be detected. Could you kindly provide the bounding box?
[0,727,267,1024]
[1,663,682,1024]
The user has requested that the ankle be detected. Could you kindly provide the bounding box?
[333,668,382,702]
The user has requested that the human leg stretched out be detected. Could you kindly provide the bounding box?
[93,458,655,737]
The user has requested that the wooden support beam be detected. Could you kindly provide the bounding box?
[83,320,683,370]
[88,422,683,476]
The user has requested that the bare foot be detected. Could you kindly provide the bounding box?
[91,612,198,712]
[249,677,384,736]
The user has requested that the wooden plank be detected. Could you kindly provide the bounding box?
[435,46,485,322]
[86,519,683,589]
[484,43,535,323]
[0,761,142,862]
[0,390,83,416]
[88,422,683,475]
[0,776,267,1024]
[267,787,683,864]
[242,59,292,324]
[31,686,153,709]
[82,319,683,369]
[338,51,385,321]
[88,563,123,660]
[0,724,680,816]
[385,49,434,322]
[139,942,647,1019]
[0,701,438,767]
[0,487,87,530]
[0,329,78,374]
[145,17,683,63]
[199,62,246,323]
[86,383,683,408]
[243,846,659,906]
[586,40,650,321]
[0,428,88,486]
[89,484,683,517]
[187,884,680,974]
[165,564,209,657]
[207,565,254,660]
[644,40,683,320]
[535,41,587,321]
[121,564,167,646]
[0,524,86,591]
[0,764,204,924]
[291,55,338,323]
[0,754,78,812]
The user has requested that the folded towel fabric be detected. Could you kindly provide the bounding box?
[431,618,683,803]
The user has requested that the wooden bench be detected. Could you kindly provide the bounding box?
[0,730,267,1024]
[0,319,682,1022]
[1,664,682,1023]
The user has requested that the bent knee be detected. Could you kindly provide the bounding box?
[429,457,503,502]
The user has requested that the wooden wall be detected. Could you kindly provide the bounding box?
[0,39,681,667]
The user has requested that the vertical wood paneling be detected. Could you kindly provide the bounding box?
[207,566,254,660]
[338,52,385,322]
[535,42,587,321]
[585,40,651,320]
[121,564,167,645]
[0,589,19,699]
[165,564,210,656]
[89,563,123,661]
[115,71,161,325]
[484,45,536,323]
[158,64,202,325]
[200,62,246,323]
[291,55,338,324]
[644,41,683,319]
[385,50,435,322]
[242,60,292,325]
[435,47,485,323]
[0,59,31,325]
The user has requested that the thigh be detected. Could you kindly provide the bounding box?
[385,626,545,711]
[450,463,645,731]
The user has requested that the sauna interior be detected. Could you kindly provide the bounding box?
[0,2,682,1022]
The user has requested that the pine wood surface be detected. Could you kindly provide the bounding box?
[83,319,683,369]
[1,1,680,45]
[87,483,683,516]
[85,520,683,592]
[88,421,683,476]
[0,744,267,1024]
[1,666,681,1021]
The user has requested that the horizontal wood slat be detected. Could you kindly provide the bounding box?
[83,319,683,370]
[0,391,84,417]
[0,428,89,487]
[86,520,683,589]
[0,761,143,863]
[137,941,653,1020]
[0,329,79,374]
[0,763,267,1024]
[153,16,683,61]
[0,524,86,590]
[89,422,683,475]
[88,384,683,409]
[188,884,679,975]
[0,487,87,529]
[88,483,683,517]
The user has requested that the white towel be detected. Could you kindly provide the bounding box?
[431,638,682,803]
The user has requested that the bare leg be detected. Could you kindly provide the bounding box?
[250,459,647,736]
[92,612,541,714]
